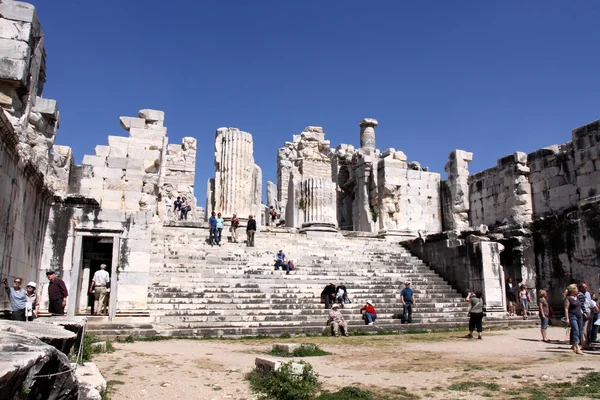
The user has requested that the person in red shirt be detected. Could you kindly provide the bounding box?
[360,300,377,325]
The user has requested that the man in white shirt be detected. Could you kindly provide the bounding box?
[89,264,110,315]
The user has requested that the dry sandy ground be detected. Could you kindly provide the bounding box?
[94,326,599,400]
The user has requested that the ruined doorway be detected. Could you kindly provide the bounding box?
[76,237,113,315]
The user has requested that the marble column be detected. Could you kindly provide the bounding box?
[359,118,378,151]
[212,128,257,218]
[299,178,337,232]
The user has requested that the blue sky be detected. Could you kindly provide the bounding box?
[35,1,600,204]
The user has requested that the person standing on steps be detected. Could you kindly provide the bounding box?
[208,211,218,246]
[465,290,484,340]
[173,196,182,216]
[89,264,110,315]
[326,304,349,337]
[246,215,256,247]
[360,300,377,325]
[230,213,240,243]
[216,212,224,246]
[3,277,26,321]
[320,282,337,309]
[180,196,190,220]
[400,282,415,323]
[46,270,68,316]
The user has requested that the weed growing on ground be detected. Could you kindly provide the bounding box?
[79,332,114,362]
[317,386,374,399]
[124,334,135,343]
[269,343,331,357]
[279,332,292,339]
[448,381,500,392]
[246,361,320,400]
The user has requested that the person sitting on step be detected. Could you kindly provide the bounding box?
[360,300,377,325]
[274,249,292,274]
[326,304,349,337]
[320,282,337,309]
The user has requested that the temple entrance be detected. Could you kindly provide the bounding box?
[76,236,114,315]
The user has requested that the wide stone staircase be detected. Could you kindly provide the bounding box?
[88,225,533,338]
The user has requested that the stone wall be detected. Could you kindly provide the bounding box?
[40,203,154,312]
[377,152,442,235]
[468,152,533,228]
[0,1,57,311]
[405,234,506,315]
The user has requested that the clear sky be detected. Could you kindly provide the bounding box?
[34,0,600,204]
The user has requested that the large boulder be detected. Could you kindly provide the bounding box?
[0,330,78,400]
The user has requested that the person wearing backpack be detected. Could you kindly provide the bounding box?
[230,214,240,243]
[465,291,485,340]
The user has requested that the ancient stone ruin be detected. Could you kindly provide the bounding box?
[1,0,599,345]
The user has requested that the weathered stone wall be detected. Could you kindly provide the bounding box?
[442,150,472,231]
[0,111,52,310]
[40,204,153,312]
[377,152,442,235]
[405,234,506,314]
[0,1,56,311]
[468,152,533,227]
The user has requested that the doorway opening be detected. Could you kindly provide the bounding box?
[76,236,113,315]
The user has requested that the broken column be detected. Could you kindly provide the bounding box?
[209,127,262,219]
[298,178,337,232]
[359,118,378,152]
[443,149,473,231]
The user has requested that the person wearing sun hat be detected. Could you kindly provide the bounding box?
[326,303,349,337]
[25,281,40,321]
[360,300,377,325]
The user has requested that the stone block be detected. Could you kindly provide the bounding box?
[109,145,127,158]
[0,2,38,24]
[255,358,305,374]
[115,284,148,308]
[96,209,126,222]
[119,116,145,131]
[0,19,32,41]
[106,157,128,169]
[32,97,58,117]
[0,58,28,83]
[107,135,129,147]
[92,167,123,180]
[94,145,110,157]
[129,127,166,140]
[0,37,30,61]
[514,152,528,164]
[272,343,301,354]
[75,362,107,400]
[126,158,144,170]
[138,109,164,122]
[82,155,106,167]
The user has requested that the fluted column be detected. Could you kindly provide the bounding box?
[300,178,337,231]
[213,128,257,218]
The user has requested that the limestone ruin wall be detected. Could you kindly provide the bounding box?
[0,1,56,301]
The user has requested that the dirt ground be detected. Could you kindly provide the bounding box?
[94,326,599,400]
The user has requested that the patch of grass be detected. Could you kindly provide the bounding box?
[578,367,594,371]
[560,372,600,397]
[448,381,500,392]
[124,334,135,343]
[279,332,292,339]
[512,375,522,379]
[246,361,320,400]
[269,343,331,358]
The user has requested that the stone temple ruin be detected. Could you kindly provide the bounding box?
[1,0,600,343]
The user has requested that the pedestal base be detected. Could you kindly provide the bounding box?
[300,223,339,238]
[377,229,418,241]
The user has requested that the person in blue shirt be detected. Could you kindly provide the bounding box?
[401,282,415,323]
[216,213,224,246]
[274,250,292,274]
[208,212,218,246]
[3,276,26,321]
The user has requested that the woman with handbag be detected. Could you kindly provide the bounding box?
[465,290,485,340]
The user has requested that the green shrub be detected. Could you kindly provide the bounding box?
[246,361,320,400]
[124,334,135,343]
[317,386,374,400]
[269,343,331,358]
[81,332,97,362]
